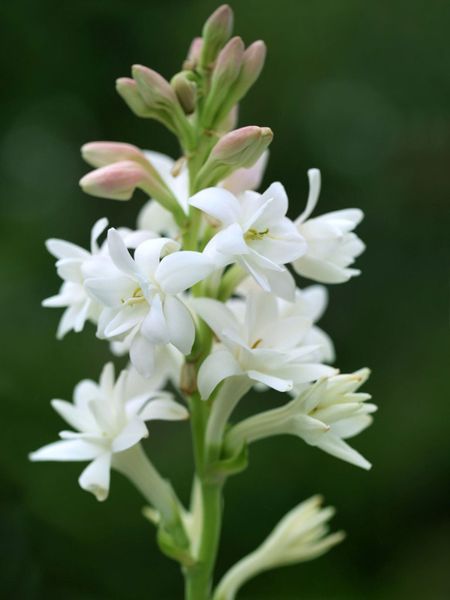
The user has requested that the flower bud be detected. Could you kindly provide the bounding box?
[202,37,245,127]
[200,4,234,69]
[116,77,153,118]
[196,126,273,188]
[183,37,203,70]
[81,141,148,168]
[233,40,267,100]
[214,496,344,600]
[79,160,182,221]
[171,72,197,115]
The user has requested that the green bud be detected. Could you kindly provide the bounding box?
[195,125,273,188]
[233,40,267,101]
[200,4,234,69]
[171,71,197,115]
[202,36,244,128]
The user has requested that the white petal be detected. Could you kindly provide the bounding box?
[46,239,89,260]
[130,334,156,378]
[30,439,100,461]
[156,251,213,294]
[84,275,135,307]
[264,268,296,301]
[247,370,293,392]
[296,169,321,224]
[111,418,148,453]
[141,294,170,345]
[221,151,268,194]
[107,228,138,275]
[51,400,89,432]
[190,297,240,339]
[78,453,112,501]
[197,350,243,399]
[189,188,242,226]
[315,434,371,470]
[90,217,109,253]
[259,182,288,223]
[293,255,355,284]
[139,398,189,421]
[204,224,248,258]
[163,296,195,354]
[134,237,179,278]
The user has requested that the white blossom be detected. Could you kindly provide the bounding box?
[226,369,375,470]
[191,291,335,399]
[190,182,305,300]
[293,169,365,283]
[30,362,188,501]
[84,229,212,377]
[214,495,344,600]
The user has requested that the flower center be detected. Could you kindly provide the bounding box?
[245,227,269,241]
[122,287,146,306]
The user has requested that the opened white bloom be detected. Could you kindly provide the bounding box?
[237,281,335,365]
[30,362,188,501]
[214,495,344,600]
[226,369,375,470]
[192,291,335,399]
[43,218,154,339]
[85,229,212,377]
[190,182,305,300]
[293,169,365,283]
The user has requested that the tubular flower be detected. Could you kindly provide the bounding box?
[30,363,188,501]
[214,495,344,600]
[226,369,375,470]
[293,169,365,283]
[191,291,335,399]
[190,182,305,300]
[84,229,212,377]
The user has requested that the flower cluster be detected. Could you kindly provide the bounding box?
[32,5,374,599]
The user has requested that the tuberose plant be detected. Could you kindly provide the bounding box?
[31,6,375,599]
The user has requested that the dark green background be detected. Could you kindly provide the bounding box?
[1,1,449,598]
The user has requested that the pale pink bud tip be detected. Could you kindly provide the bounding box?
[81,142,145,168]
[80,161,149,201]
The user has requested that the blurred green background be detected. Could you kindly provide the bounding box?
[1,0,449,598]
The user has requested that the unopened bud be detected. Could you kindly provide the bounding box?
[79,160,183,221]
[183,37,203,70]
[196,126,273,188]
[217,104,239,133]
[202,37,244,127]
[171,72,197,115]
[200,4,234,68]
[234,40,267,100]
[81,141,148,168]
[116,77,153,118]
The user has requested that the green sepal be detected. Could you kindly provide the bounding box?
[206,443,248,484]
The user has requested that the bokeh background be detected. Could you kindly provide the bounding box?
[1,0,449,598]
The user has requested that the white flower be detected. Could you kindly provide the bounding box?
[226,369,375,470]
[85,229,212,376]
[191,291,335,399]
[30,362,188,501]
[293,169,365,283]
[43,219,154,339]
[213,495,344,600]
[190,182,306,300]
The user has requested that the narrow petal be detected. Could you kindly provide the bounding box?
[107,228,138,276]
[78,453,112,501]
[189,188,242,226]
[190,297,240,339]
[46,239,89,260]
[198,350,243,399]
[163,296,195,354]
[90,217,109,253]
[296,169,321,224]
[247,370,293,392]
[134,237,179,278]
[140,294,170,345]
[111,418,148,453]
[139,398,189,421]
[30,439,100,461]
[130,334,156,378]
[156,251,213,294]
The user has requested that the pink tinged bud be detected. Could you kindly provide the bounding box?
[79,161,184,223]
[183,37,203,70]
[116,77,153,118]
[235,40,267,99]
[171,72,197,115]
[196,126,273,188]
[80,161,151,201]
[81,142,148,168]
[200,4,234,68]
